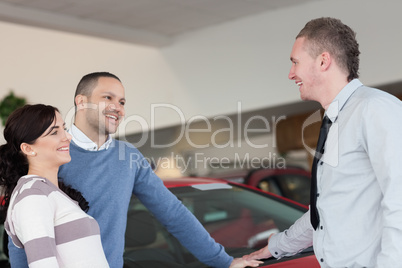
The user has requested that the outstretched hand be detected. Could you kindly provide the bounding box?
[242,234,274,262]
[242,245,272,262]
[229,257,263,268]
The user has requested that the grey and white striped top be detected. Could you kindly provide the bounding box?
[5,175,109,268]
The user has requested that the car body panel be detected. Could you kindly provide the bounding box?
[124,176,319,267]
[0,176,319,268]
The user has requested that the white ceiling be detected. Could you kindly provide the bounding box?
[0,0,320,47]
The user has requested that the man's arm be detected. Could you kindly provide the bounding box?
[8,237,29,268]
[135,172,234,267]
[242,234,273,261]
[363,96,402,266]
[244,211,313,261]
[131,155,233,267]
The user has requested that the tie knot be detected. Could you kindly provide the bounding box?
[322,116,332,131]
[323,115,332,125]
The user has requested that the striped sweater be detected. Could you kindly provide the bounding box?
[5,175,109,268]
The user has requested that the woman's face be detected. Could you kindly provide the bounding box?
[30,112,72,168]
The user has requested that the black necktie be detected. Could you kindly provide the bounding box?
[310,115,332,230]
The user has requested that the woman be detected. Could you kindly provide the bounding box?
[0,104,109,267]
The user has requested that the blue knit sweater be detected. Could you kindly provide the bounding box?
[8,140,233,268]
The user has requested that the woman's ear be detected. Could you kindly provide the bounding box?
[20,143,36,157]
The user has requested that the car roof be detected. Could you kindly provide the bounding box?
[162,176,309,209]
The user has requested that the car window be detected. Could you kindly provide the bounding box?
[258,174,310,205]
[276,174,310,205]
[124,183,305,267]
[258,177,282,196]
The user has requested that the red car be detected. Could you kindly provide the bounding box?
[210,168,311,206]
[123,177,319,267]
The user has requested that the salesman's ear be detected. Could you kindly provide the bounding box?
[319,52,331,71]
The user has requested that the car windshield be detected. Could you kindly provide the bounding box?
[124,183,306,267]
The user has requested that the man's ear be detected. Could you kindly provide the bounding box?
[320,52,331,71]
[75,94,88,111]
[20,143,36,157]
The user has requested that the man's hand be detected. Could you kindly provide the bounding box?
[242,245,272,261]
[242,234,274,261]
[229,258,263,268]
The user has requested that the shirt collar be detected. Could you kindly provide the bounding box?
[326,79,363,122]
[69,124,112,151]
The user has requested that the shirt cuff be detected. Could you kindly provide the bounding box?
[268,233,285,259]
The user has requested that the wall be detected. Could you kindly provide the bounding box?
[0,21,183,143]
[162,0,402,117]
[157,0,402,176]
[1,0,402,149]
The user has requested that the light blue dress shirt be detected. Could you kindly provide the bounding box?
[268,79,402,267]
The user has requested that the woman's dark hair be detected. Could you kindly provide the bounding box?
[0,104,88,221]
[59,181,89,212]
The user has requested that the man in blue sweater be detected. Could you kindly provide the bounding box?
[8,72,261,268]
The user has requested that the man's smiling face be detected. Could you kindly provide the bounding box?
[288,37,323,103]
[85,76,126,136]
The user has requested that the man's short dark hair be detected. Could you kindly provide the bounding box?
[297,17,360,81]
[74,72,121,106]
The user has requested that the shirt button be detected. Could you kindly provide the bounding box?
[316,193,320,197]
[320,161,323,165]
[320,258,324,262]
[275,252,278,255]
[320,226,323,230]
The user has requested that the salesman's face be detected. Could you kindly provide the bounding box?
[288,37,322,103]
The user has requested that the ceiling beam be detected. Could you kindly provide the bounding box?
[0,2,172,47]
